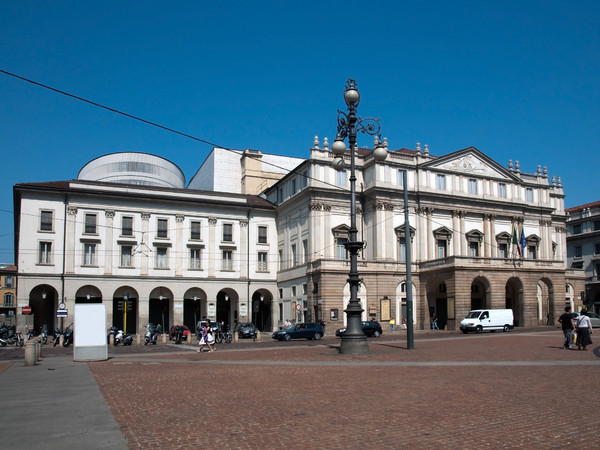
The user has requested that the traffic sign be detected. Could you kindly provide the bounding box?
[57,309,68,318]
[22,306,32,315]
[295,303,302,311]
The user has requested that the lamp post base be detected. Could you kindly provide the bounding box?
[339,334,369,354]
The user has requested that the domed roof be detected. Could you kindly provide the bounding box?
[78,152,185,189]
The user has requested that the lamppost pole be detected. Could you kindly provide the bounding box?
[332,79,387,355]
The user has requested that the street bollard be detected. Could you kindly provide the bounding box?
[256,331,261,342]
[136,334,141,346]
[233,332,238,343]
[109,334,114,346]
[162,333,167,345]
[36,340,41,361]
[25,341,36,366]
[187,333,192,344]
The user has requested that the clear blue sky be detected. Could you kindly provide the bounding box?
[1,1,599,263]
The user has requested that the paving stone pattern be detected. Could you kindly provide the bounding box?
[86,331,599,449]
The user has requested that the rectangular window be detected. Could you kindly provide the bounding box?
[302,239,308,264]
[292,286,297,297]
[223,223,233,242]
[38,242,52,264]
[121,216,133,236]
[336,238,348,259]
[437,174,446,190]
[120,245,133,267]
[190,221,201,240]
[85,213,97,234]
[397,170,405,187]
[83,243,97,266]
[595,243,600,255]
[302,283,307,295]
[156,247,168,268]
[595,221,600,231]
[291,244,297,266]
[468,179,477,194]
[258,226,268,244]
[279,249,284,270]
[573,224,582,234]
[292,179,296,193]
[527,245,537,260]
[257,252,268,271]
[40,210,53,231]
[399,237,406,263]
[336,170,347,187]
[526,188,533,202]
[437,239,447,258]
[190,248,202,270]
[222,250,233,270]
[499,243,508,258]
[575,246,582,258]
[4,293,14,307]
[157,218,168,238]
[469,241,479,257]
[4,276,14,288]
[498,183,507,198]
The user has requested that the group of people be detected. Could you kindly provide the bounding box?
[558,306,593,350]
[196,319,216,353]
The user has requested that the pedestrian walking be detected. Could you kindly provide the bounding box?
[575,309,593,351]
[204,319,216,352]
[389,318,395,332]
[432,312,439,330]
[557,306,575,349]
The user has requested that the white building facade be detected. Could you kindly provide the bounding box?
[265,139,584,332]
[14,174,279,336]
[566,200,600,313]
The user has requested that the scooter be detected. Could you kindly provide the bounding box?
[26,325,34,340]
[114,329,134,346]
[53,328,62,347]
[62,324,73,347]
[41,324,48,345]
[144,323,157,345]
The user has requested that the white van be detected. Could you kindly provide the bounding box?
[460,309,514,334]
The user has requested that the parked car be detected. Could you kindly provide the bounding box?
[235,322,257,339]
[272,322,323,341]
[335,320,383,337]
[572,312,600,328]
[169,325,190,341]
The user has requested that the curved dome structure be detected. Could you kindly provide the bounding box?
[78,152,185,189]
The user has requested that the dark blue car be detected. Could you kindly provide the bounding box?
[272,323,324,341]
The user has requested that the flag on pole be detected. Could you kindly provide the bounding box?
[520,228,526,258]
[512,226,521,257]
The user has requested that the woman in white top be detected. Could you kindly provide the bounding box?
[575,309,593,350]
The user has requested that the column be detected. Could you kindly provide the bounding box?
[65,206,78,274]
[104,209,114,275]
[239,218,249,280]
[452,210,460,256]
[141,212,150,276]
[208,217,217,277]
[175,214,184,276]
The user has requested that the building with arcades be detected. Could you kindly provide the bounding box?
[13,152,279,337]
[265,138,585,332]
[13,144,585,337]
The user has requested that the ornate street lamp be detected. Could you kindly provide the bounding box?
[332,79,387,354]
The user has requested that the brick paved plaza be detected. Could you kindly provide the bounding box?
[80,330,599,449]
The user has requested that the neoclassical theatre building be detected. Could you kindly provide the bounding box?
[13,144,585,336]
[265,139,584,331]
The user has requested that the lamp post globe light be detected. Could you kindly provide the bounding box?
[332,79,387,355]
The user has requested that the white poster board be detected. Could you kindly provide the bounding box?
[73,303,108,361]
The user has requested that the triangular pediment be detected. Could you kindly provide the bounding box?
[423,147,516,181]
